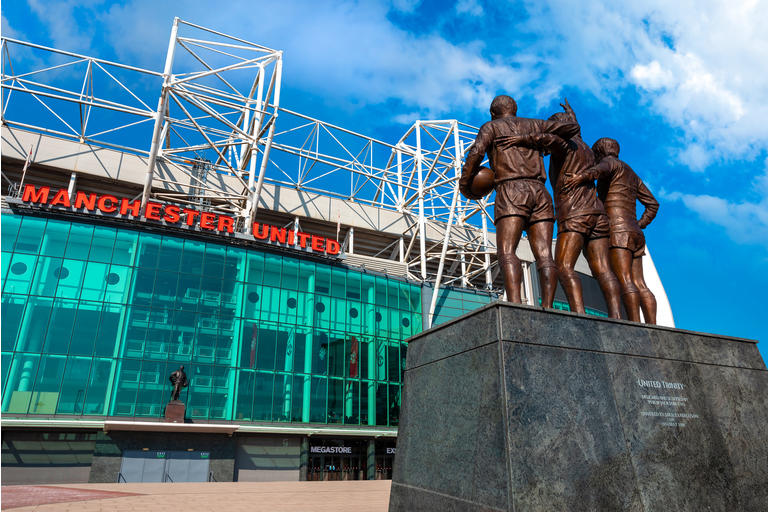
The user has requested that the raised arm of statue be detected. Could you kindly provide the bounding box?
[637,181,659,229]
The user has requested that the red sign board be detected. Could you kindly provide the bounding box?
[21,184,341,256]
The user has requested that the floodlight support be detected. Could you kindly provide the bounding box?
[142,17,179,210]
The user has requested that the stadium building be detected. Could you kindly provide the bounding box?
[0,20,673,485]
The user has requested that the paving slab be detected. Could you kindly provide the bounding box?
[2,481,391,512]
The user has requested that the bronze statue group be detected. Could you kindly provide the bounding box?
[461,95,658,324]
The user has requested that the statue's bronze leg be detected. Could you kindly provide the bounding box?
[528,220,557,309]
[584,237,622,319]
[631,256,657,324]
[495,215,526,303]
[609,247,641,321]
[554,231,585,313]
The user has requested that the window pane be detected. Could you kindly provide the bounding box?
[83,358,113,415]
[112,230,138,266]
[104,265,133,303]
[64,223,93,260]
[1,352,11,398]
[345,380,360,425]
[111,359,140,416]
[89,225,116,263]
[253,371,274,421]
[3,253,36,295]
[157,237,183,272]
[42,299,78,354]
[281,259,298,290]
[180,239,205,274]
[210,366,232,420]
[94,304,123,357]
[136,233,161,268]
[16,297,53,353]
[80,261,109,301]
[54,259,86,299]
[14,217,47,254]
[203,244,226,279]
[327,378,343,423]
[245,251,265,284]
[135,360,165,417]
[29,354,67,414]
[1,214,22,249]
[235,370,255,420]
[69,301,101,355]
[262,254,281,287]
[56,357,91,414]
[272,373,291,422]
[2,353,41,413]
[40,219,70,257]
[291,374,309,422]
[30,256,61,297]
[1,295,26,352]
[188,364,211,418]
[225,246,246,281]
[309,376,327,423]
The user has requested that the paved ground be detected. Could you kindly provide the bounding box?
[1,481,392,511]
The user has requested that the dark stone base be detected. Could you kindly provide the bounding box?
[164,401,185,423]
[390,302,768,512]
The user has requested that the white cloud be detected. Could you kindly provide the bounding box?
[93,0,530,118]
[13,0,768,171]
[664,157,768,247]
[665,190,768,248]
[456,0,484,17]
[391,0,422,13]
[513,0,768,169]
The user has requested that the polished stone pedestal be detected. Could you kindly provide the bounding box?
[164,401,185,423]
[389,302,768,512]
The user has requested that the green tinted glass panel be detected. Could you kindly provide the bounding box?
[1,214,22,249]
[16,296,53,353]
[157,237,183,272]
[3,353,41,413]
[14,217,47,254]
[42,299,78,354]
[4,253,36,295]
[40,219,69,257]
[112,230,137,266]
[57,357,91,414]
[1,295,26,352]
[55,259,86,299]
[84,358,113,415]
[64,223,93,260]
[80,261,109,301]
[30,355,67,413]
[69,301,101,355]
[89,226,116,263]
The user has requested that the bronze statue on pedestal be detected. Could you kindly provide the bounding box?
[169,365,189,402]
[460,95,579,307]
[566,137,659,323]
[497,100,622,318]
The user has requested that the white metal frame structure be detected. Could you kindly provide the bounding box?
[1,19,500,327]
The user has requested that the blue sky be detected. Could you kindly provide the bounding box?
[4,0,768,362]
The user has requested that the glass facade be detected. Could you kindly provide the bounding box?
[432,287,495,326]
[1,213,426,427]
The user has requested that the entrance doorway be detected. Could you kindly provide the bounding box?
[119,450,211,482]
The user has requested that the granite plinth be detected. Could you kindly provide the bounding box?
[389,302,768,512]
[164,401,186,423]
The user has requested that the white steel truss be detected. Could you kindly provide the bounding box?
[1,19,499,326]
